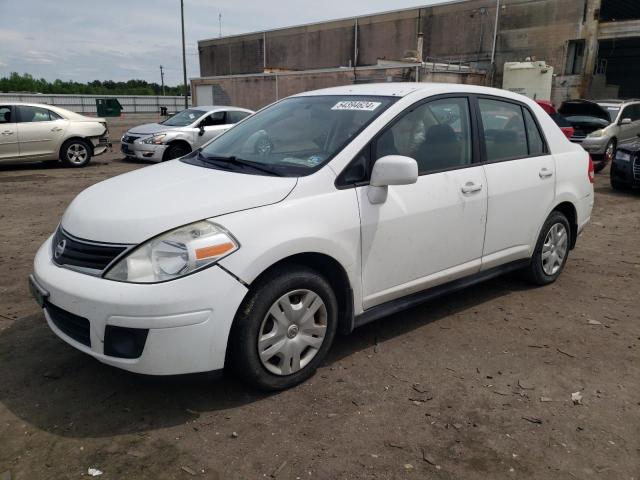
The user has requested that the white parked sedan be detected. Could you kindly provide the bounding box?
[121,105,254,162]
[0,103,110,167]
[30,83,594,390]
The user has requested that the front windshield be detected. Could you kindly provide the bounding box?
[161,108,204,127]
[602,106,620,122]
[192,95,396,176]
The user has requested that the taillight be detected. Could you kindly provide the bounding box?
[561,126,574,140]
[588,155,595,183]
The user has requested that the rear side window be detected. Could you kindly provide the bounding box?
[524,109,545,155]
[479,99,528,162]
[227,111,250,124]
[0,106,12,123]
[374,97,472,174]
[17,105,57,123]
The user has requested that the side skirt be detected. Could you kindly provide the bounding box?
[353,259,530,330]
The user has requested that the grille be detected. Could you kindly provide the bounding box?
[46,303,91,347]
[122,135,139,144]
[52,227,129,274]
[634,156,640,180]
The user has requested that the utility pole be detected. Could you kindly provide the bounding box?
[490,0,500,87]
[159,65,166,96]
[180,0,188,109]
[219,14,222,38]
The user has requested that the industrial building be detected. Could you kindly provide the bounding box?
[191,0,640,110]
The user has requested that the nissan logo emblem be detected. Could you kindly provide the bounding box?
[54,239,66,259]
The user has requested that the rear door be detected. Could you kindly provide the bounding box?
[477,97,555,269]
[0,105,19,161]
[16,105,68,159]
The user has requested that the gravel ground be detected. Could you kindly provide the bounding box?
[0,152,639,479]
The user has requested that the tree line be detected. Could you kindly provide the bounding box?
[0,73,190,96]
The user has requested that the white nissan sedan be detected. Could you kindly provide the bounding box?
[30,83,594,390]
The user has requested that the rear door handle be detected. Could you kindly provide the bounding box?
[51,127,63,132]
[1,130,14,135]
[539,168,553,178]
[461,182,483,194]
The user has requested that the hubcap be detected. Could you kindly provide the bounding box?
[541,223,568,276]
[67,143,88,164]
[258,289,327,376]
[605,143,615,162]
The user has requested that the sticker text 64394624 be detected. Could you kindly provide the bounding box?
[331,101,381,112]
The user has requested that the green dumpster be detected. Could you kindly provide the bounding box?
[96,98,123,117]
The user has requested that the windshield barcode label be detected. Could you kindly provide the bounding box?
[332,101,381,111]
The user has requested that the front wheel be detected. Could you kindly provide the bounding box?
[228,266,338,391]
[524,211,571,286]
[60,139,92,167]
[163,143,191,161]
[596,139,616,173]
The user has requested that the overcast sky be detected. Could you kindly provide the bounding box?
[0,0,447,86]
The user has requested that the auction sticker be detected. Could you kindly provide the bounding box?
[332,101,381,111]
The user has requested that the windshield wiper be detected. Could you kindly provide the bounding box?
[199,153,283,176]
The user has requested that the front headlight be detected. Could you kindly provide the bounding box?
[142,134,167,145]
[587,129,605,138]
[104,220,239,283]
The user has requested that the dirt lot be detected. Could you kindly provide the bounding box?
[1,152,639,479]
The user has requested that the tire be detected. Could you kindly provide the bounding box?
[163,143,190,161]
[60,139,92,167]
[597,139,617,173]
[228,265,338,391]
[524,211,571,286]
[611,176,630,191]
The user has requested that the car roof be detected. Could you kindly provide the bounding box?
[191,105,253,112]
[293,82,536,103]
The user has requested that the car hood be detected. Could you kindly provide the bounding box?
[61,160,297,244]
[128,123,186,135]
[558,100,611,123]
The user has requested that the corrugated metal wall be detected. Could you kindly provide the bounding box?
[0,93,191,114]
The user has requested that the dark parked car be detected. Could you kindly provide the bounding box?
[610,135,640,190]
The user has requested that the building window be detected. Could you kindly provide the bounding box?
[566,40,585,75]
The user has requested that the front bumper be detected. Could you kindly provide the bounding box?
[611,157,640,186]
[121,140,167,162]
[32,236,248,375]
[579,136,609,156]
[90,136,111,157]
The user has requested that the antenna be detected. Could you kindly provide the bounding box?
[219,13,222,37]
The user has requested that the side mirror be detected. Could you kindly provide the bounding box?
[198,125,205,136]
[367,155,418,204]
[619,118,632,126]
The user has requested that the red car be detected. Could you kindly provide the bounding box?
[536,100,574,140]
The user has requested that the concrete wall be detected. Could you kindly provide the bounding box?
[192,67,486,111]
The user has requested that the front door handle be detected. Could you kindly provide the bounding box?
[461,182,483,194]
[1,130,14,135]
[539,168,553,178]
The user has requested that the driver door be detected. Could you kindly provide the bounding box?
[0,105,19,161]
[195,111,228,147]
[356,96,488,310]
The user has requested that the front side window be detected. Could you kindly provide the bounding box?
[479,99,528,162]
[191,95,396,177]
[17,106,56,123]
[0,106,12,124]
[374,97,472,174]
[199,111,225,127]
[161,109,205,127]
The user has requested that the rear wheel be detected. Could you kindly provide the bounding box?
[60,139,92,167]
[163,143,190,161]
[229,265,338,391]
[524,211,571,286]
